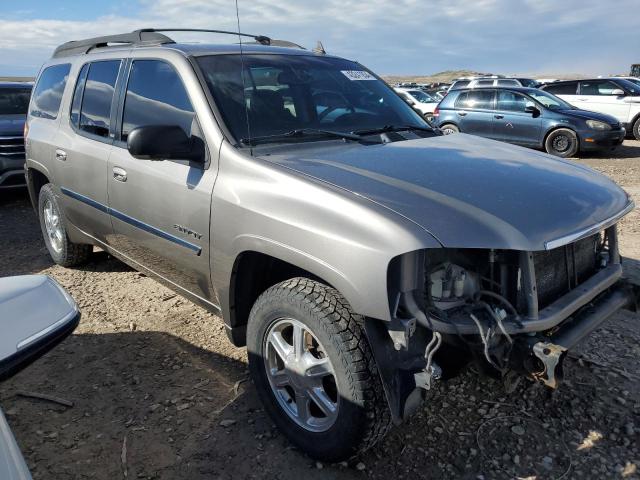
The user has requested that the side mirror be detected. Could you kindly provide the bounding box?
[524,105,540,116]
[0,275,80,382]
[611,89,625,96]
[127,125,205,162]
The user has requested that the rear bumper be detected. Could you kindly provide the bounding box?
[580,127,626,150]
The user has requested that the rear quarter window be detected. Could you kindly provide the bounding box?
[543,82,578,95]
[30,64,71,120]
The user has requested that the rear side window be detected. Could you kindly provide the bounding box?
[121,60,195,141]
[455,90,494,110]
[30,64,71,120]
[70,64,89,126]
[78,60,121,138]
[578,80,619,96]
[476,80,493,87]
[543,82,577,95]
[0,88,31,115]
[451,80,469,90]
[496,79,519,87]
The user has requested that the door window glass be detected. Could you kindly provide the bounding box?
[476,80,493,86]
[544,82,578,95]
[122,60,195,141]
[578,80,620,95]
[79,60,121,138]
[496,91,534,112]
[455,90,494,109]
[70,63,89,127]
[30,64,71,120]
[496,79,519,87]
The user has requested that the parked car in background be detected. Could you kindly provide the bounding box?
[631,64,640,77]
[435,87,625,157]
[0,274,81,479]
[394,87,439,118]
[541,78,640,140]
[514,78,539,88]
[0,83,32,190]
[449,77,522,91]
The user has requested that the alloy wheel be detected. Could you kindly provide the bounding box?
[43,198,63,253]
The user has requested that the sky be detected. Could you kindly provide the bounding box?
[0,0,637,77]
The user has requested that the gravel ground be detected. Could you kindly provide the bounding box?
[1,141,639,479]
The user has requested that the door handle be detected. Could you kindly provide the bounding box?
[113,167,127,182]
[494,114,504,119]
[457,111,467,117]
[55,149,67,162]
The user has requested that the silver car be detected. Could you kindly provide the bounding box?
[25,29,638,461]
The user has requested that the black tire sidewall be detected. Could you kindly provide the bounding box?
[246,287,373,461]
[633,117,640,141]
[545,128,578,158]
[440,123,459,134]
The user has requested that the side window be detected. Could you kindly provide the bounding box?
[30,64,71,120]
[544,82,577,95]
[497,79,519,87]
[70,64,89,127]
[496,91,534,112]
[476,80,493,87]
[579,80,620,96]
[122,60,195,141]
[79,60,121,138]
[455,90,494,109]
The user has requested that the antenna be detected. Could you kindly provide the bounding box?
[235,0,253,152]
[313,41,326,55]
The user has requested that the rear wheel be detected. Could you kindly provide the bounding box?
[440,123,459,135]
[544,128,578,158]
[632,117,640,141]
[38,184,92,267]
[246,277,391,462]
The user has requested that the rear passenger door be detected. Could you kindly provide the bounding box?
[454,90,496,138]
[493,90,542,146]
[53,59,124,243]
[107,59,215,301]
[575,80,630,123]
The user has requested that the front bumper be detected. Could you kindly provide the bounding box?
[580,127,626,150]
[0,155,26,189]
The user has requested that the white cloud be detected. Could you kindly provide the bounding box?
[0,0,637,76]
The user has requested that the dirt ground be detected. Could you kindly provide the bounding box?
[1,141,639,480]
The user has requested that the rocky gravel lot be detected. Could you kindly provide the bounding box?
[1,141,639,479]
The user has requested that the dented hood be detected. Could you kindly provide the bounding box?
[262,134,633,251]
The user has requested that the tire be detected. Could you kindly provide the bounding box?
[246,277,391,462]
[38,183,92,267]
[440,123,459,135]
[544,128,578,158]
[633,117,640,141]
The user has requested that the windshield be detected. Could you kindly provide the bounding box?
[196,54,426,144]
[407,90,435,103]
[0,88,31,115]
[615,78,640,95]
[527,89,574,110]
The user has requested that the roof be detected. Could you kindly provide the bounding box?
[450,86,542,94]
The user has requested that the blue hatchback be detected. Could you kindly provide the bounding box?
[434,87,626,157]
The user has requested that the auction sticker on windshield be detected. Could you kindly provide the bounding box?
[341,70,377,81]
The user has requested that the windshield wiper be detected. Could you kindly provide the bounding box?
[241,128,365,146]
[352,124,436,136]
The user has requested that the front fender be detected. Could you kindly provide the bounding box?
[211,141,441,325]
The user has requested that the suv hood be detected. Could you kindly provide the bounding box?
[262,134,632,251]
[0,115,25,137]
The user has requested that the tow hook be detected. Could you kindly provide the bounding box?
[532,342,567,389]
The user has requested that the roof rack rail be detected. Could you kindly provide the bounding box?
[51,28,295,58]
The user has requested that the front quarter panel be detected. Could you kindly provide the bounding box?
[211,141,441,323]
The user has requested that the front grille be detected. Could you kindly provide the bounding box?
[532,234,599,309]
[0,135,25,159]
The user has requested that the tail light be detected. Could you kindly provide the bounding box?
[433,106,440,118]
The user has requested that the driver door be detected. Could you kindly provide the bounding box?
[107,59,216,301]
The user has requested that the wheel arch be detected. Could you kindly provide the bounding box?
[25,166,51,213]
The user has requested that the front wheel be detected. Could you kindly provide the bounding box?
[246,278,391,462]
[544,128,578,157]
